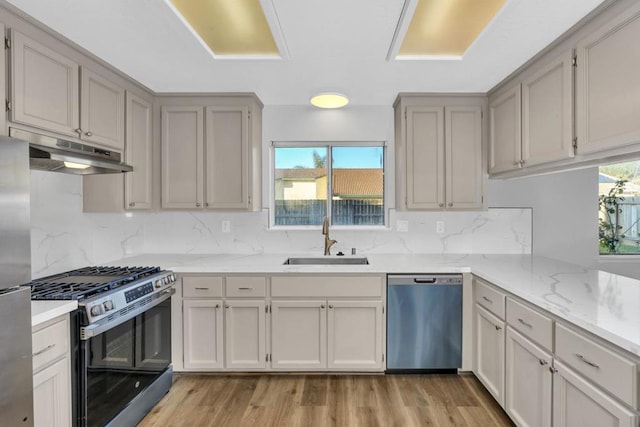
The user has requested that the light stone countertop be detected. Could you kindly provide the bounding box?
[31,300,77,327]
[107,252,640,357]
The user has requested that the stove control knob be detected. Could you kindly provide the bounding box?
[90,305,103,316]
[154,279,162,288]
[169,274,176,282]
[103,300,114,311]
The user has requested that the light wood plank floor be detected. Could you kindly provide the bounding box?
[138,374,514,427]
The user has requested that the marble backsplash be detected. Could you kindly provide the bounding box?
[30,171,532,278]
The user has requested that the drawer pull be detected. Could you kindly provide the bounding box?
[238,287,253,290]
[518,318,533,328]
[576,353,600,369]
[33,344,55,357]
[194,287,209,291]
[215,304,220,309]
[482,296,493,304]
[321,305,326,309]
[549,366,558,374]
[539,359,548,366]
[494,324,502,331]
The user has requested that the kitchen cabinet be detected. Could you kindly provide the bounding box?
[32,314,71,427]
[553,360,637,427]
[488,83,521,174]
[505,327,552,427]
[224,300,267,370]
[0,22,6,135]
[394,95,485,211]
[159,95,262,211]
[475,304,505,406]
[576,2,640,154]
[83,91,153,212]
[182,299,224,370]
[10,29,125,151]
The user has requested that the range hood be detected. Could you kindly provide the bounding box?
[10,128,133,175]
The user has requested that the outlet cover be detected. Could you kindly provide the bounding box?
[397,220,409,232]
[221,220,231,233]
[436,221,445,234]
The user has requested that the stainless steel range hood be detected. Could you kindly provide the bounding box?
[10,128,133,175]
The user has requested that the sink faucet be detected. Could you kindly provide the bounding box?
[322,216,337,255]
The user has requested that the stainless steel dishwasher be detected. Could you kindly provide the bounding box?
[386,274,462,373]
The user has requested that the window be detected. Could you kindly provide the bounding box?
[273,143,385,226]
[599,160,640,255]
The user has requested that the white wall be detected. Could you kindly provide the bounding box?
[486,166,640,279]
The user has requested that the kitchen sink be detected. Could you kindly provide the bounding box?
[283,257,369,265]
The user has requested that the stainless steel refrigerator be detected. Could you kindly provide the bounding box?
[0,135,34,426]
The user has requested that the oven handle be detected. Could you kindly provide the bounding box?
[80,287,175,340]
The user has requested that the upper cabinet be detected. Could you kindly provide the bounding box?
[576,2,640,155]
[0,22,6,135]
[489,49,574,175]
[9,29,125,152]
[159,95,262,211]
[395,95,484,211]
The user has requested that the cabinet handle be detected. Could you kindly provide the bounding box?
[85,131,93,137]
[538,359,548,366]
[196,203,201,208]
[129,202,135,207]
[195,287,209,290]
[448,203,453,207]
[549,366,558,374]
[33,344,55,357]
[238,287,253,291]
[329,304,334,309]
[215,304,220,308]
[321,305,326,309]
[519,160,525,166]
[482,296,493,304]
[494,325,502,331]
[439,203,444,208]
[225,305,230,309]
[576,353,599,369]
[75,128,82,135]
[205,202,209,207]
[512,161,519,166]
[518,318,533,328]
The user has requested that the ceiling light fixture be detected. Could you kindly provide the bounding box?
[310,93,349,109]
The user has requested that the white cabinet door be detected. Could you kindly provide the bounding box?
[553,361,637,427]
[445,105,483,209]
[475,304,505,406]
[0,22,5,135]
[80,67,125,150]
[125,92,153,210]
[327,300,383,370]
[10,29,79,137]
[161,106,204,209]
[271,300,326,370]
[33,357,71,427]
[521,50,574,167]
[505,327,552,427]
[224,300,266,370]
[204,106,249,209]
[576,2,640,154]
[489,84,521,174]
[183,299,224,370]
[405,106,445,209]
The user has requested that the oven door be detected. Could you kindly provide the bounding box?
[81,297,171,427]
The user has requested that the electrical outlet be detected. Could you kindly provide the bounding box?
[221,220,231,233]
[396,220,409,232]
[436,221,445,234]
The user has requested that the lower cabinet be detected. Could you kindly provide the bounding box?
[553,360,637,427]
[271,299,384,371]
[505,326,552,427]
[182,299,224,370]
[475,304,505,405]
[224,300,267,370]
[32,315,71,427]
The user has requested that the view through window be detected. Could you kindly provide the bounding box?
[599,160,640,255]
[274,144,384,226]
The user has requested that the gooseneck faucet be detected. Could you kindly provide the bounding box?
[322,216,337,255]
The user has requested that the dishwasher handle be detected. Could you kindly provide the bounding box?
[413,278,437,284]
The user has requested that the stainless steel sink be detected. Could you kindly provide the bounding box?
[283,257,369,265]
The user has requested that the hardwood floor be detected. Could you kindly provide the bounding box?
[138,374,513,427]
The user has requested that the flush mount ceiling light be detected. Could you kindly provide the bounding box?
[166,0,289,59]
[310,93,349,109]
[388,0,507,60]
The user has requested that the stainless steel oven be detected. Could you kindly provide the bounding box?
[30,266,176,427]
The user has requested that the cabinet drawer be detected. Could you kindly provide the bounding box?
[32,315,69,372]
[271,276,383,298]
[226,277,266,297]
[506,297,553,351]
[183,276,223,298]
[474,278,506,319]
[555,323,638,409]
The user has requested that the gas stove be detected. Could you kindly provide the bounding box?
[29,265,176,329]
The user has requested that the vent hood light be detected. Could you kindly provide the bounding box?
[63,161,91,170]
[310,93,349,109]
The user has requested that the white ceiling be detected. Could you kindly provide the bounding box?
[6,0,606,106]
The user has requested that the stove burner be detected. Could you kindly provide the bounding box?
[29,266,161,300]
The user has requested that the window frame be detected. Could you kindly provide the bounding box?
[269,141,389,230]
